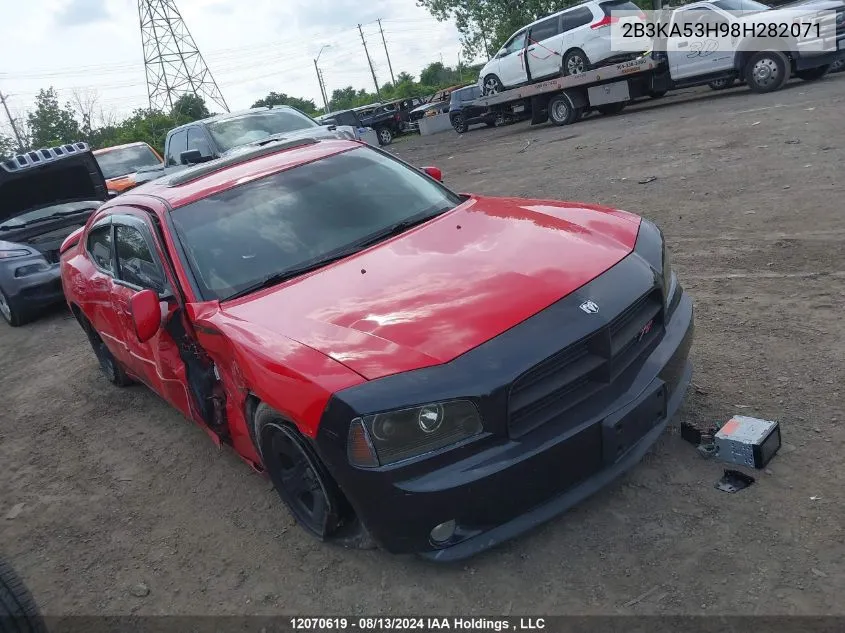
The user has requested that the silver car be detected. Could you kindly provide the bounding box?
[0,143,107,326]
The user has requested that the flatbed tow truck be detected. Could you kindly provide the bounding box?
[471,3,844,127]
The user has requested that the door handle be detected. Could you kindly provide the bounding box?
[527,46,536,51]
[678,41,689,48]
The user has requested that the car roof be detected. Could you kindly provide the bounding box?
[519,0,599,30]
[93,141,153,155]
[133,138,360,209]
[168,105,307,133]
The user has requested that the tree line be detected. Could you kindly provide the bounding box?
[0,61,483,159]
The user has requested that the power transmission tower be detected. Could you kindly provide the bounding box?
[138,0,229,114]
[357,24,381,98]
[0,91,26,151]
[376,19,396,86]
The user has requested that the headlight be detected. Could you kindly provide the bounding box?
[0,248,31,259]
[15,261,51,277]
[634,218,673,303]
[347,400,482,468]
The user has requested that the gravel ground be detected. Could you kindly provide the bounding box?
[1,75,844,616]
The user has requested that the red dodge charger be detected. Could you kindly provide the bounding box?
[60,137,693,561]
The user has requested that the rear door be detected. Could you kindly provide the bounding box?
[527,15,564,79]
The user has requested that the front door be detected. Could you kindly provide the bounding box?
[108,210,195,419]
[669,7,735,80]
[496,29,530,87]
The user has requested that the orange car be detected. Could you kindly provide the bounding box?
[93,142,163,195]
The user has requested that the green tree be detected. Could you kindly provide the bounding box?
[0,134,16,160]
[27,87,81,148]
[251,92,318,115]
[170,93,210,121]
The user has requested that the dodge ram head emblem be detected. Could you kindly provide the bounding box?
[579,300,599,314]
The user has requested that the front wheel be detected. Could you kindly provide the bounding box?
[795,65,830,81]
[482,74,504,96]
[376,127,393,145]
[0,287,27,327]
[451,113,468,134]
[744,51,789,93]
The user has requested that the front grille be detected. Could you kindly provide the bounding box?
[508,289,664,438]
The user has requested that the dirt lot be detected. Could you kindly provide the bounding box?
[2,76,844,617]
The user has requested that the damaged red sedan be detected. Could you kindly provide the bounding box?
[60,138,693,561]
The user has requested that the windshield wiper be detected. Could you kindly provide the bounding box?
[224,208,450,301]
[225,250,359,301]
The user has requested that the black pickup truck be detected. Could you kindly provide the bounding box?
[356,97,424,145]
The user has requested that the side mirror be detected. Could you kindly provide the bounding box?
[422,166,442,182]
[321,117,338,126]
[130,288,162,343]
[180,149,211,165]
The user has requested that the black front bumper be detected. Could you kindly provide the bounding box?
[316,256,693,561]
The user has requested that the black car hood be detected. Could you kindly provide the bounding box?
[0,142,108,224]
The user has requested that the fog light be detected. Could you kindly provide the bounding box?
[430,519,456,544]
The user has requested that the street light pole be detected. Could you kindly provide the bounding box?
[314,45,331,113]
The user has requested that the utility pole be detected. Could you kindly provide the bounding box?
[313,60,329,112]
[358,24,381,98]
[0,91,25,152]
[376,19,396,86]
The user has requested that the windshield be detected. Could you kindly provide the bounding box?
[0,201,100,230]
[95,145,161,180]
[711,0,770,11]
[207,109,319,153]
[171,147,462,301]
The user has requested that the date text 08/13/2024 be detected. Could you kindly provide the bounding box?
[290,618,547,631]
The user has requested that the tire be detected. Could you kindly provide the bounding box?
[597,102,626,116]
[376,127,393,145]
[648,89,668,99]
[744,51,789,93]
[482,74,504,96]
[547,93,582,126]
[0,288,27,327]
[708,77,735,90]
[795,65,830,81]
[562,49,590,76]
[0,559,47,633]
[485,120,496,128]
[79,315,133,387]
[451,113,468,134]
[831,57,845,73]
[494,111,506,127]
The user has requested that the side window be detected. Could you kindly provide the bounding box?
[165,129,188,166]
[87,225,113,273]
[115,225,166,292]
[696,8,729,25]
[502,30,527,55]
[187,127,212,158]
[562,7,594,31]
[530,16,561,43]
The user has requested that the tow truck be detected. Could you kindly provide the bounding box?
[471,0,844,127]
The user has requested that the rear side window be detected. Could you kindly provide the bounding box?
[530,16,561,42]
[562,6,594,30]
[87,225,113,272]
[115,225,165,291]
[165,129,188,166]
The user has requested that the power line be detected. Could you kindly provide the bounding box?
[0,90,26,151]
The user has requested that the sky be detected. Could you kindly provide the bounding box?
[0,0,470,138]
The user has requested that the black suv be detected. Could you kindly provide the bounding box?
[448,85,496,134]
